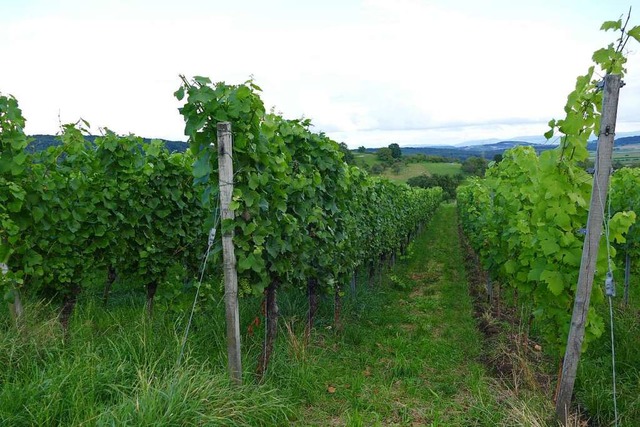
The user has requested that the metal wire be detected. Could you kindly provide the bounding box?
[176,203,220,367]
[608,295,619,427]
[593,141,619,426]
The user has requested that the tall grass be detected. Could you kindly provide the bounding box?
[576,301,640,425]
[0,298,295,426]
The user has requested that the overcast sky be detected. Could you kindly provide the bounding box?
[2,0,640,148]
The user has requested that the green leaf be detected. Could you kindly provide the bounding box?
[192,153,211,179]
[504,259,517,274]
[4,288,15,304]
[13,151,27,166]
[236,85,251,99]
[540,239,560,256]
[32,207,44,222]
[527,258,546,281]
[193,76,212,85]
[592,46,615,67]
[600,19,622,32]
[628,26,640,43]
[174,86,185,101]
[248,174,260,190]
[558,115,583,135]
[609,211,636,243]
[0,243,11,263]
[540,270,565,296]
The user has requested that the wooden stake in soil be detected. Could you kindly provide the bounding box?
[256,280,279,380]
[145,281,158,317]
[102,266,117,307]
[60,284,81,342]
[555,74,622,424]
[350,271,357,295]
[305,278,319,342]
[217,121,243,385]
[334,284,343,332]
[2,262,23,324]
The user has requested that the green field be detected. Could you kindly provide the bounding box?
[381,162,462,182]
[352,152,380,168]
[352,153,462,184]
[588,147,640,164]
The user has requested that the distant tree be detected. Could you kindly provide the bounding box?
[425,155,449,163]
[357,146,366,153]
[493,154,503,163]
[408,154,427,163]
[388,143,402,159]
[462,156,488,176]
[338,142,354,164]
[377,147,393,162]
[391,163,402,174]
[371,164,385,175]
[407,173,465,200]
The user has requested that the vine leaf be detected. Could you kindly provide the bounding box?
[628,25,640,42]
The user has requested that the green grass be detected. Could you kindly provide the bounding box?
[573,274,640,425]
[0,205,560,426]
[0,299,296,426]
[352,152,462,184]
[381,162,461,182]
[589,148,640,164]
[353,152,379,168]
[280,207,502,425]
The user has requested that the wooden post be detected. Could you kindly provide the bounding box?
[555,74,622,424]
[350,270,357,295]
[486,276,493,304]
[217,122,242,385]
[305,277,318,342]
[2,262,23,324]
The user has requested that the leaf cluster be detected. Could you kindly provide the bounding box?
[176,77,443,296]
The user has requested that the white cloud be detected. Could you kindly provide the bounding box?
[1,0,639,147]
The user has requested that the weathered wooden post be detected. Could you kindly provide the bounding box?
[217,122,243,385]
[555,74,622,424]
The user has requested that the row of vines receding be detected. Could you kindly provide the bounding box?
[456,18,640,357]
[0,79,443,378]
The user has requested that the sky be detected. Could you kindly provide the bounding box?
[2,0,640,148]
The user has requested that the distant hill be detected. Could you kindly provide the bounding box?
[27,134,189,153]
[397,142,555,160]
[586,135,640,151]
[391,135,640,161]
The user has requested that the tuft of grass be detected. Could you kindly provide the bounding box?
[96,363,295,426]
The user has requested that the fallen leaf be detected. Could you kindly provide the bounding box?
[363,366,372,377]
[327,386,337,394]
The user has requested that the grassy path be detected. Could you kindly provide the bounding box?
[290,204,514,426]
